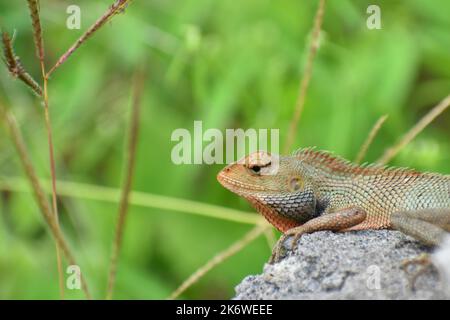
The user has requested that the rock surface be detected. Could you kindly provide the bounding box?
[234,230,450,299]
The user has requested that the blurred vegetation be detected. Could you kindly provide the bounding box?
[0,0,449,299]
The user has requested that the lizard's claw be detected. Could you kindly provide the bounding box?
[269,234,289,264]
[285,226,305,253]
[401,253,434,290]
[290,232,303,252]
[269,227,305,264]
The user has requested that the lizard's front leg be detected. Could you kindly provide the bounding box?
[270,206,367,264]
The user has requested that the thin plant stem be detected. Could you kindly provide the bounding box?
[283,0,326,153]
[377,95,450,165]
[46,0,133,77]
[26,0,65,298]
[168,224,269,300]
[43,85,65,299]
[354,115,388,164]
[106,71,144,299]
[264,227,276,249]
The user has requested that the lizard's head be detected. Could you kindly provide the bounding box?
[217,151,318,232]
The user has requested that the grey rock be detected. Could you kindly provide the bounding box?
[234,230,450,299]
[432,235,450,297]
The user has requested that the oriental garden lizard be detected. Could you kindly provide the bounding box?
[217,148,450,267]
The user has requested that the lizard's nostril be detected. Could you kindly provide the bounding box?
[217,167,229,179]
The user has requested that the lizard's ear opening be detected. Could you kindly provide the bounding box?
[288,176,304,192]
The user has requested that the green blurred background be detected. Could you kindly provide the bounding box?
[0,0,449,299]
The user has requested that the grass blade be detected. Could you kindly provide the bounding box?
[0,177,262,225]
[377,95,450,165]
[354,115,388,164]
[106,70,144,299]
[283,0,326,153]
[0,103,91,299]
[168,224,269,300]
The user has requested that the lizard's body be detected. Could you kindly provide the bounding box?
[217,148,450,262]
[289,148,450,231]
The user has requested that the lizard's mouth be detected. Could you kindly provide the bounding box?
[216,170,267,194]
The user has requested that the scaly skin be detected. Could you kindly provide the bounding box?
[217,148,450,263]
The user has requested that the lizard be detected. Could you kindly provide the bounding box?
[217,148,450,270]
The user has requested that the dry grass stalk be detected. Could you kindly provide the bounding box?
[0,176,261,225]
[264,227,276,249]
[1,31,42,96]
[106,70,144,299]
[354,115,388,164]
[283,0,326,153]
[0,104,91,299]
[43,105,65,298]
[47,0,133,77]
[2,0,135,299]
[377,95,450,165]
[168,224,269,300]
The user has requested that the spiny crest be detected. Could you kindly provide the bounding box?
[291,147,433,177]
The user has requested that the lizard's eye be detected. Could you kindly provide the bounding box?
[288,177,304,192]
[250,166,261,174]
[247,162,270,175]
[241,151,274,175]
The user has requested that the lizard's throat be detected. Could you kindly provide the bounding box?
[245,196,301,233]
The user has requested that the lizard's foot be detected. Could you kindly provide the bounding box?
[269,227,305,264]
[269,234,289,264]
[268,207,367,264]
[401,253,434,290]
